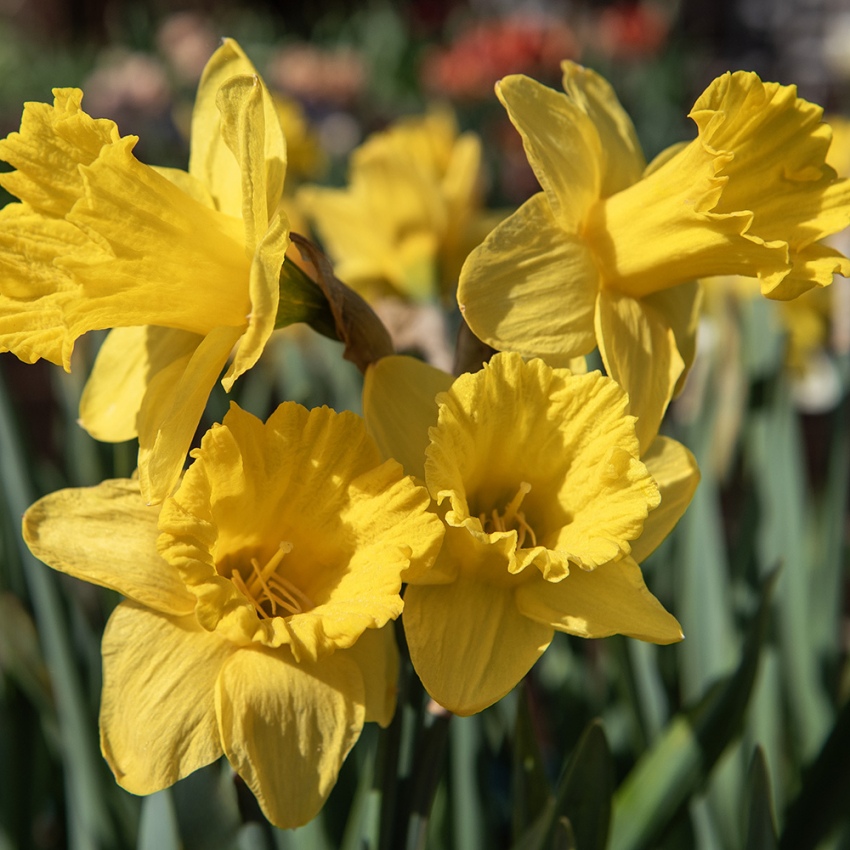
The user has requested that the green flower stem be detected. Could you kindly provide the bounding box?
[404,703,452,850]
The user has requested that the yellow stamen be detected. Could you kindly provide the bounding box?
[250,557,279,614]
[515,513,537,548]
[231,569,268,619]
[268,573,314,610]
[479,482,537,550]
[230,541,312,619]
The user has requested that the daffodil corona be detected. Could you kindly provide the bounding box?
[0,39,290,503]
[22,402,444,829]
[364,352,699,715]
[458,64,850,449]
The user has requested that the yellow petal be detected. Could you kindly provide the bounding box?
[495,75,601,230]
[189,39,286,220]
[595,289,684,454]
[404,565,553,716]
[457,193,599,365]
[79,326,201,442]
[515,555,683,644]
[299,106,484,300]
[339,625,399,728]
[642,141,689,177]
[22,480,195,616]
[216,74,271,253]
[631,437,700,564]
[362,355,453,480]
[215,645,364,830]
[60,137,252,336]
[298,184,399,296]
[585,136,787,300]
[100,601,235,794]
[0,88,119,217]
[560,61,646,197]
[697,73,848,249]
[138,325,240,505]
[151,166,216,207]
[0,82,283,389]
[79,327,149,442]
[642,280,702,396]
[0,203,88,368]
[222,214,289,391]
[441,130,485,282]
[300,151,442,301]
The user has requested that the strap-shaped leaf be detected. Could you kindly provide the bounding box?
[745,747,778,850]
[608,570,778,850]
[779,696,850,850]
[513,720,614,850]
[511,685,552,841]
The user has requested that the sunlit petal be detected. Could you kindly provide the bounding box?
[516,556,682,644]
[100,602,234,794]
[216,645,364,830]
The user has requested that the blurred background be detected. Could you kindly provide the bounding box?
[1,1,850,849]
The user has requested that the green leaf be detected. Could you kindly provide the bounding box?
[608,570,777,850]
[450,715,486,850]
[552,818,577,850]
[339,734,378,850]
[404,707,451,850]
[808,394,849,664]
[556,722,613,850]
[678,411,738,704]
[745,747,777,850]
[0,369,116,850]
[171,762,242,850]
[138,790,181,850]
[513,720,613,850]
[779,695,850,850]
[748,382,833,760]
[511,685,552,841]
[238,824,274,850]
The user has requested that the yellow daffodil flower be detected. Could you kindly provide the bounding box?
[458,64,850,450]
[299,109,494,302]
[363,352,698,715]
[0,39,290,504]
[22,401,444,829]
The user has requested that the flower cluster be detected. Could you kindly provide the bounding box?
[2,37,846,831]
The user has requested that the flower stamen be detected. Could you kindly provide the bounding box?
[231,541,315,619]
[479,482,537,549]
